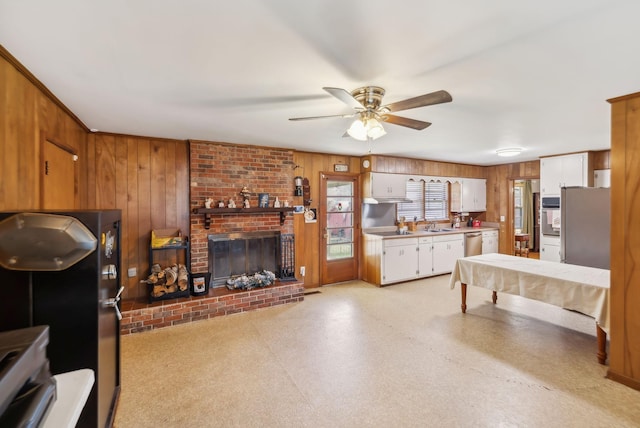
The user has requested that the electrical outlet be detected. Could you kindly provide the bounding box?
[500,215,505,222]
[128,267,137,277]
[300,266,306,277]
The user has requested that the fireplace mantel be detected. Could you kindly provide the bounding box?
[193,207,294,229]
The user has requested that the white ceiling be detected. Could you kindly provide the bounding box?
[2,0,639,165]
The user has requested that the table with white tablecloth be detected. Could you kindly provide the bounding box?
[449,253,610,364]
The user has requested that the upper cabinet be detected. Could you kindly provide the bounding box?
[450,178,486,212]
[362,172,407,199]
[540,153,591,196]
[594,169,611,188]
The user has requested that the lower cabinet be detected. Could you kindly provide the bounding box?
[432,234,465,275]
[366,232,467,286]
[481,230,499,254]
[382,238,418,284]
[540,235,561,262]
[417,237,433,277]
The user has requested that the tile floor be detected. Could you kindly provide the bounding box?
[115,274,640,427]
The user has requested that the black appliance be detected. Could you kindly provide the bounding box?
[533,192,540,252]
[0,326,56,427]
[0,210,122,427]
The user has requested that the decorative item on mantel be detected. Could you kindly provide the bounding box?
[228,199,236,208]
[240,186,251,203]
[226,270,276,290]
[204,198,214,209]
[273,197,281,208]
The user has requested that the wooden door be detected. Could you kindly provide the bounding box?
[320,173,360,284]
[41,139,77,209]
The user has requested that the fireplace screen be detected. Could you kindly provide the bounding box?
[208,231,281,288]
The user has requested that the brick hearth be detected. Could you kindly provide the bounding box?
[120,280,304,335]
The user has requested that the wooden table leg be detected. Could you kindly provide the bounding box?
[596,325,607,365]
[492,291,497,304]
[461,283,467,313]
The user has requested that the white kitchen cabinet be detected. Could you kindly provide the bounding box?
[540,153,589,196]
[540,235,561,262]
[450,178,487,212]
[382,237,418,284]
[594,169,611,188]
[363,172,408,200]
[432,234,465,275]
[417,236,433,277]
[481,230,499,254]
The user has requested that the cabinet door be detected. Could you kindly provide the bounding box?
[371,173,407,198]
[594,169,611,188]
[382,241,417,283]
[481,231,498,254]
[540,236,561,262]
[561,153,587,187]
[417,239,433,277]
[458,179,486,212]
[540,156,563,195]
[471,179,486,211]
[432,236,464,275]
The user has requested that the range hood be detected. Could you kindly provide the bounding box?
[363,197,413,204]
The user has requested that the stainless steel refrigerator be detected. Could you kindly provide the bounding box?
[560,187,610,269]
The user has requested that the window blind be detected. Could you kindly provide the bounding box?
[398,181,449,221]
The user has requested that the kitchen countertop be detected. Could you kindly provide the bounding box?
[363,225,499,239]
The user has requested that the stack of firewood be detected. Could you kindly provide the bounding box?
[143,263,189,297]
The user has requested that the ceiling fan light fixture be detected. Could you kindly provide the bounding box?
[366,118,386,140]
[496,147,523,157]
[347,117,387,141]
[347,118,368,141]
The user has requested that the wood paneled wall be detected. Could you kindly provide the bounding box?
[607,92,640,391]
[291,152,362,287]
[364,154,486,178]
[87,133,190,299]
[0,46,88,210]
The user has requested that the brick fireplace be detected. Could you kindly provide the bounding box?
[189,140,296,275]
[119,141,304,335]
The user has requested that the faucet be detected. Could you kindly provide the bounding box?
[428,221,437,230]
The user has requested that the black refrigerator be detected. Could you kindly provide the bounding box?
[0,210,122,427]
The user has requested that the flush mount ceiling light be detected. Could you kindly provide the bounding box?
[347,114,387,141]
[496,147,523,157]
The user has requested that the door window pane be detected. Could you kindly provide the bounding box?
[328,228,353,244]
[327,181,353,196]
[327,243,353,260]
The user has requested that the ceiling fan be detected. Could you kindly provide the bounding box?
[289,86,452,141]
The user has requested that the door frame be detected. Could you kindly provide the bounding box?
[507,176,539,255]
[319,172,361,285]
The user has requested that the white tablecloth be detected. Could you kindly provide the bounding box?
[449,253,610,333]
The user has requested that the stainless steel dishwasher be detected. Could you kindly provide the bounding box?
[465,232,483,257]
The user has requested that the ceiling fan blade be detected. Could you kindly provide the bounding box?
[382,90,452,113]
[382,114,432,130]
[323,87,364,109]
[289,113,355,121]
